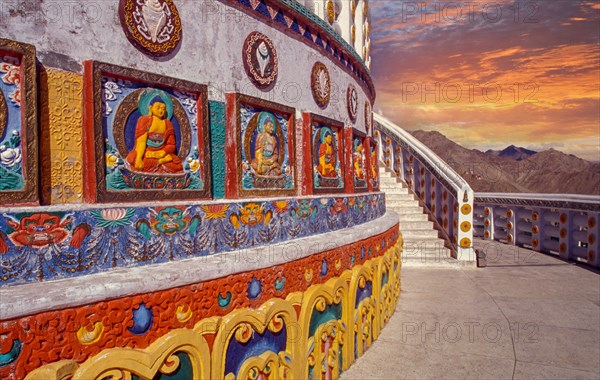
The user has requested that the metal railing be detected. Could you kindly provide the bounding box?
[474,193,600,267]
[373,114,475,261]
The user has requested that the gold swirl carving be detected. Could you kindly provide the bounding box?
[76,322,104,345]
[315,296,327,312]
[158,353,180,375]
[24,360,79,380]
[176,305,193,323]
[268,313,286,333]
[72,329,210,380]
[234,323,254,343]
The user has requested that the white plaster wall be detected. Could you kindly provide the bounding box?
[337,0,353,48]
[0,0,371,132]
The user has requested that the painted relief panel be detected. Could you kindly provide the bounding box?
[0,39,37,204]
[84,62,210,202]
[352,132,368,191]
[237,95,296,197]
[311,116,345,193]
[370,138,379,190]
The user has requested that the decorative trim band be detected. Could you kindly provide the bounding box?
[226,0,375,101]
[0,193,386,286]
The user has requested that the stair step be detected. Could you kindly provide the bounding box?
[402,237,448,247]
[399,221,434,230]
[385,192,413,198]
[387,207,425,215]
[397,213,430,222]
[402,229,440,239]
[381,187,409,193]
[379,178,402,184]
[386,200,420,208]
[401,257,459,267]
[382,191,410,197]
[385,197,419,203]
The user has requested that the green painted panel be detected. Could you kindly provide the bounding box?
[209,101,226,199]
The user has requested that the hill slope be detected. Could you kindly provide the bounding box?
[409,131,599,195]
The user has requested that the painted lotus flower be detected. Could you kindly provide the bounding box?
[9,89,21,105]
[0,63,20,85]
[0,146,21,167]
[91,208,135,228]
[201,204,229,219]
[189,159,200,173]
[273,201,289,214]
[106,153,119,169]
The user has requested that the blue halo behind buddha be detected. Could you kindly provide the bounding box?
[138,88,174,120]
[257,111,276,133]
[320,126,333,142]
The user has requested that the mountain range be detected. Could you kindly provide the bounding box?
[485,145,537,161]
[409,130,599,195]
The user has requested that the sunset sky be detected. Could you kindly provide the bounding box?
[370,0,600,161]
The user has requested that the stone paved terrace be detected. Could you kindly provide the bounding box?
[341,238,600,379]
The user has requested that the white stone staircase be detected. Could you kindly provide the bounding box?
[380,167,457,267]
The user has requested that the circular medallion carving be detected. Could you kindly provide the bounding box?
[347,85,358,122]
[364,100,372,134]
[243,32,279,89]
[311,62,331,108]
[119,0,183,58]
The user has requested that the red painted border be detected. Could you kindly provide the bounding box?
[300,112,313,195]
[225,93,239,199]
[343,126,354,193]
[82,61,97,203]
[365,137,373,192]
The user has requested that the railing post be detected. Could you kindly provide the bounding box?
[484,206,494,240]
[393,143,403,179]
[456,188,474,261]
[507,208,517,245]
[559,211,571,261]
[531,208,543,252]
[588,213,599,266]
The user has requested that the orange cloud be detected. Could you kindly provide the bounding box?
[371,1,600,161]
